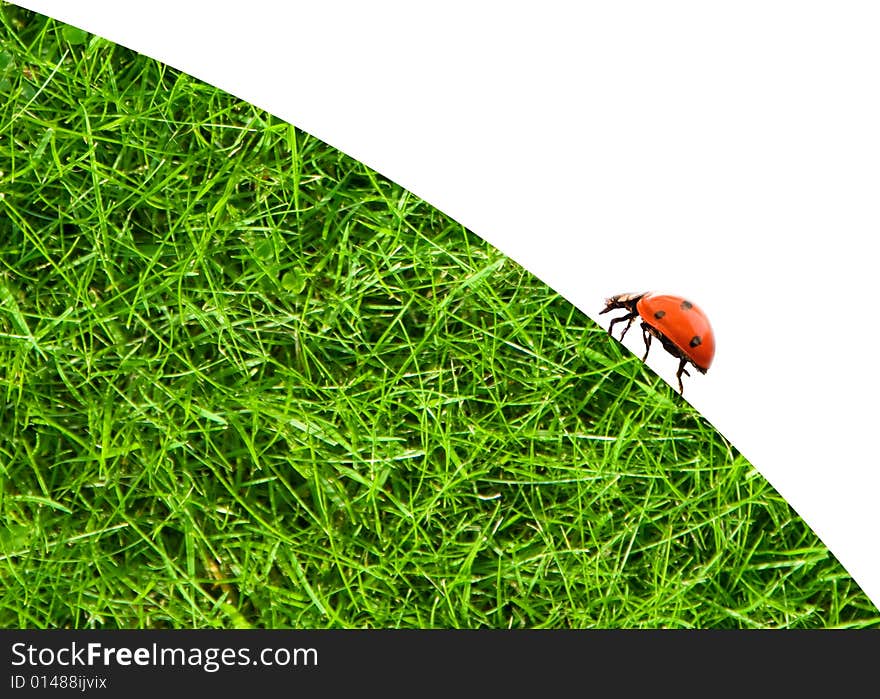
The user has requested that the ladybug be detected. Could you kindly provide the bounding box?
[600,292,715,394]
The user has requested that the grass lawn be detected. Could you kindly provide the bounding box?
[1,6,877,629]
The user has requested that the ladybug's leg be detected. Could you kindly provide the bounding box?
[640,322,652,361]
[675,357,691,394]
[608,312,637,340]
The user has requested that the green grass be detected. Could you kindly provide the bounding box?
[0,6,877,629]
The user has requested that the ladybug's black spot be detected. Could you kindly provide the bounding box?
[689,335,702,348]
[653,310,666,320]
[680,300,693,310]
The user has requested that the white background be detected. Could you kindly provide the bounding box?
[13,1,880,609]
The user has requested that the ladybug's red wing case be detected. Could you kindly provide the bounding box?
[636,294,715,371]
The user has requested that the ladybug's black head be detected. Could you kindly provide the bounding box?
[600,292,644,315]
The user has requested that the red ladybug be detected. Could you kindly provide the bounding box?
[600,292,715,394]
